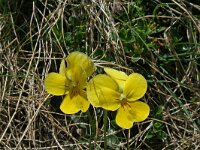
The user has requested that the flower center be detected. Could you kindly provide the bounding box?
[68,80,81,98]
[69,86,80,98]
[119,94,129,109]
[120,94,126,101]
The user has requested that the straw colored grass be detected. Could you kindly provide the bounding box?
[0,0,200,149]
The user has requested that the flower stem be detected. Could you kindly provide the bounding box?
[87,110,93,150]
[127,129,130,150]
[103,109,108,150]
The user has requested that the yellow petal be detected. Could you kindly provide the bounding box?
[115,107,133,129]
[87,74,121,110]
[98,87,121,110]
[123,73,147,101]
[59,59,66,76]
[115,101,150,129]
[127,101,150,122]
[73,66,87,88]
[66,66,87,89]
[104,68,128,91]
[66,51,96,77]
[77,94,90,112]
[44,73,67,95]
[60,94,90,114]
[89,74,119,90]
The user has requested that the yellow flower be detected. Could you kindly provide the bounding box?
[87,68,150,129]
[44,51,96,114]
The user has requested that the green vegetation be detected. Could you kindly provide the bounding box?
[0,0,200,149]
